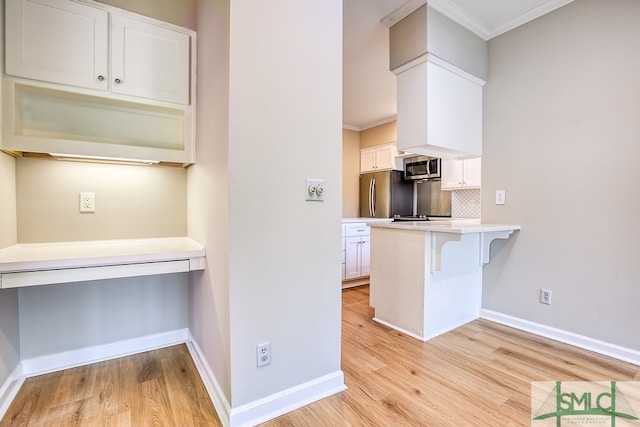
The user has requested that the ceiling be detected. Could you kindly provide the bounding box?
[342,0,574,130]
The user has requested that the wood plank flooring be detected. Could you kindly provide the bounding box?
[261,286,640,426]
[0,344,221,426]
[3,286,639,426]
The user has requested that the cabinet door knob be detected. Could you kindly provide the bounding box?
[97,75,105,82]
[114,78,122,84]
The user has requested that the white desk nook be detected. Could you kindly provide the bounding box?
[0,237,205,288]
[368,220,520,341]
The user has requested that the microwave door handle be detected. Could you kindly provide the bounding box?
[371,178,376,217]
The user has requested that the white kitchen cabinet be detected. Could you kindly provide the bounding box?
[3,0,196,164]
[441,157,481,190]
[360,143,397,173]
[5,0,192,106]
[5,0,109,91]
[110,15,190,105]
[396,57,483,159]
[343,223,371,281]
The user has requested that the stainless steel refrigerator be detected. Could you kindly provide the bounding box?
[359,170,413,218]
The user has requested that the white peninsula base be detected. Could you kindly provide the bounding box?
[369,221,520,342]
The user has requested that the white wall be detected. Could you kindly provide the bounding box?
[227,0,343,408]
[0,153,20,390]
[189,0,343,416]
[482,0,640,349]
[189,0,232,402]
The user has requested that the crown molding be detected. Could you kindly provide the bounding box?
[342,123,361,132]
[381,0,425,27]
[360,116,397,131]
[486,0,575,39]
[427,0,489,40]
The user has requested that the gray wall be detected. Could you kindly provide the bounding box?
[19,274,188,359]
[482,0,640,349]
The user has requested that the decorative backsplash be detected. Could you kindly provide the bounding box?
[451,189,481,219]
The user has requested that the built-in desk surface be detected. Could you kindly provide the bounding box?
[0,237,205,288]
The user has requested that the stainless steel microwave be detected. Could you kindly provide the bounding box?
[403,156,441,180]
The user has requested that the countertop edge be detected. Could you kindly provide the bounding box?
[0,237,206,273]
[369,222,522,234]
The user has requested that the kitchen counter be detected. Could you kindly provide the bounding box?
[368,220,520,341]
[0,237,206,288]
[342,218,393,223]
[369,219,521,234]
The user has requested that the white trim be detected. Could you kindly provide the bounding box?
[360,116,397,131]
[486,0,575,40]
[21,328,190,377]
[381,0,425,28]
[0,364,25,421]
[229,370,346,427]
[481,309,640,366]
[342,123,360,132]
[185,335,231,427]
[373,317,425,341]
[392,53,486,87]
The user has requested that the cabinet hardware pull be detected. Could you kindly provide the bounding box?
[114,78,122,84]
[97,75,105,81]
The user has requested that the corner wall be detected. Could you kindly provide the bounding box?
[482,0,640,350]
[343,129,360,217]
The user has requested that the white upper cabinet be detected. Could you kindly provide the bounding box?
[360,143,397,173]
[5,0,192,106]
[111,15,190,105]
[5,0,109,91]
[441,157,481,190]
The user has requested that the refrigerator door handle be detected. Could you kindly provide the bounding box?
[371,178,376,217]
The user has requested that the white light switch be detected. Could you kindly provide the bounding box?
[495,190,506,205]
[305,179,324,202]
[80,192,96,213]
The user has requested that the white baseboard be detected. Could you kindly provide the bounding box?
[186,333,346,427]
[0,364,25,421]
[185,335,231,426]
[21,328,190,377]
[481,309,640,366]
[229,370,347,427]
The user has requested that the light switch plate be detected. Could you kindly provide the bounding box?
[305,179,324,202]
[495,190,506,205]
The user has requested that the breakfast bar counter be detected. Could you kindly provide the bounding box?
[368,220,520,341]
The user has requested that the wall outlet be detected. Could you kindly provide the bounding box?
[256,342,271,367]
[540,288,552,305]
[79,192,96,213]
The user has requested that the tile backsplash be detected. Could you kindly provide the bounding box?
[451,189,481,219]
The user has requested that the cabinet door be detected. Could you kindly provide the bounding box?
[360,148,377,173]
[344,237,362,280]
[374,144,396,170]
[441,158,463,190]
[111,15,191,105]
[5,0,109,90]
[462,157,482,188]
[360,235,371,277]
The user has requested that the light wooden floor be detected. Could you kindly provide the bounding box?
[3,286,639,426]
[261,286,640,426]
[0,344,221,426]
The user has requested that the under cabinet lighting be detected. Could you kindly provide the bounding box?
[49,153,160,166]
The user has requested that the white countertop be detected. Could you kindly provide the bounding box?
[342,218,393,223]
[369,220,521,234]
[0,237,206,288]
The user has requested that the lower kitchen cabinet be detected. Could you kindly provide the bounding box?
[342,222,371,283]
[345,235,370,280]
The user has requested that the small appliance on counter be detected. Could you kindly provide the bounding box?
[359,170,413,218]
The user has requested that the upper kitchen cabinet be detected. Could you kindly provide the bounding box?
[360,143,397,173]
[5,0,109,91]
[5,0,192,105]
[441,157,481,190]
[387,4,486,159]
[3,0,196,164]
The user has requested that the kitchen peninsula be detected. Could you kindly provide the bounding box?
[368,220,520,341]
